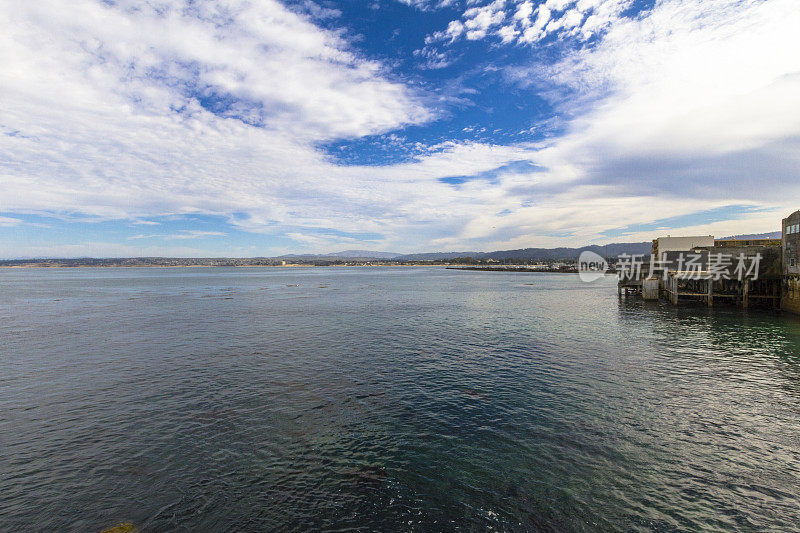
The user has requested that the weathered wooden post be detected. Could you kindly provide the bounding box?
[670,274,678,306]
[707,278,714,307]
[742,278,749,309]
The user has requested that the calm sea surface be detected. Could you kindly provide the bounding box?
[2,267,800,531]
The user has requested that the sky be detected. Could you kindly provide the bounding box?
[0,0,798,258]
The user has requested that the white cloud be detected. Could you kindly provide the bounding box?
[498,24,519,43]
[514,1,535,24]
[542,0,800,155]
[519,5,551,42]
[427,20,466,43]
[463,0,507,40]
[429,0,630,45]
[560,9,584,29]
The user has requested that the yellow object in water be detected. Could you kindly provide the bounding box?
[101,523,136,533]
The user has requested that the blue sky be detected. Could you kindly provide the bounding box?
[0,0,798,257]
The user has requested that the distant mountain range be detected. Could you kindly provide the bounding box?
[270,243,654,262]
[328,249,402,259]
[394,242,654,261]
[312,232,782,262]
[718,231,781,240]
[272,242,654,261]
[276,250,401,261]
[4,232,782,264]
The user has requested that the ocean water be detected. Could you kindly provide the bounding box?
[2,266,800,532]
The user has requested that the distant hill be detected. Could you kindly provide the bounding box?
[275,250,400,261]
[394,251,482,261]
[327,250,401,259]
[396,242,653,261]
[717,231,781,240]
[13,236,785,266]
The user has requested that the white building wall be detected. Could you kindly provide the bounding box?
[655,236,715,254]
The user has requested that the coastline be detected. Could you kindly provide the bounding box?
[446,266,579,274]
[0,263,444,269]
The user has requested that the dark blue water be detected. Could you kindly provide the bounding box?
[2,267,800,531]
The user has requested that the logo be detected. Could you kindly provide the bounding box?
[578,251,608,282]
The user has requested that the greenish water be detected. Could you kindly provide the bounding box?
[2,267,800,531]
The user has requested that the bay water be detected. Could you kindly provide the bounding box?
[2,267,800,531]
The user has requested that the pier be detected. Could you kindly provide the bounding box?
[782,211,800,314]
[660,273,781,308]
[618,234,785,310]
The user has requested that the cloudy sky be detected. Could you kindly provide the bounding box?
[1,0,798,257]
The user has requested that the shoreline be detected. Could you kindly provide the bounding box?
[0,263,446,269]
[446,266,579,274]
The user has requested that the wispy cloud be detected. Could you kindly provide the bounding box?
[396,0,457,11]
[0,216,23,227]
[129,230,227,240]
[168,230,228,240]
[2,242,216,259]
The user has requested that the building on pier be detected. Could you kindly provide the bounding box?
[652,236,714,258]
[715,238,782,248]
[660,242,782,308]
[621,235,782,308]
[782,210,800,314]
[617,211,800,314]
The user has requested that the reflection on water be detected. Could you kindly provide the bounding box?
[2,267,800,531]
